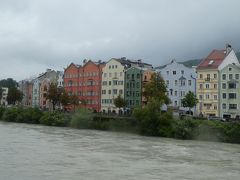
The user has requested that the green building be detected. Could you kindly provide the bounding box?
[124,67,143,110]
[219,64,240,119]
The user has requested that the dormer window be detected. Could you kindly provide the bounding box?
[208,60,214,65]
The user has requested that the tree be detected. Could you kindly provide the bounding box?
[69,95,79,111]
[7,87,23,105]
[0,87,2,101]
[143,73,170,110]
[181,91,198,113]
[46,83,60,111]
[60,89,70,107]
[114,95,127,109]
[0,78,17,88]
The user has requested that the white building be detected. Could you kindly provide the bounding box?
[156,59,197,114]
[0,87,8,106]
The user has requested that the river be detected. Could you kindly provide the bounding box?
[0,122,240,180]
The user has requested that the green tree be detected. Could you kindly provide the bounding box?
[60,89,70,107]
[69,95,79,111]
[7,87,23,105]
[0,87,2,101]
[46,83,60,111]
[114,95,127,109]
[0,78,17,88]
[143,73,170,109]
[181,91,198,113]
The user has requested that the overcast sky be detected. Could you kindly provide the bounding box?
[1,0,240,81]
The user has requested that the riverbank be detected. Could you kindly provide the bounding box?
[0,106,240,144]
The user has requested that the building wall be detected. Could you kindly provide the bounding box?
[0,87,8,106]
[32,78,40,107]
[196,69,219,117]
[101,59,125,113]
[79,61,104,112]
[39,78,50,109]
[142,70,154,105]
[157,60,196,112]
[124,67,142,110]
[219,64,240,119]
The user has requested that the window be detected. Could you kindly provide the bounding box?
[108,90,111,94]
[214,95,217,100]
[229,67,232,71]
[180,80,185,86]
[199,95,203,100]
[127,74,130,79]
[214,74,217,79]
[214,84,217,89]
[200,74,203,79]
[137,74,140,79]
[174,91,177,96]
[222,103,226,109]
[120,72,123,77]
[131,74,134,79]
[109,81,111,85]
[173,71,176,75]
[188,80,191,86]
[222,74,226,80]
[115,65,117,69]
[206,94,210,99]
[109,65,111,69]
[199,84,203,89]
[229,83,236,89]
[119,89,123,94]
[207,74,210,79]
[222,93,226,99]
[113,80,118,85]
[206,84,210,89]
[104,73,107,77]
[175,80,178,86]
[166,80,169,86]
[112,65,114,69]
[113,89,117,94]
[222,83,226,89]
[109,73,112,77]
[229,93,237,99]
[174,101,178,106]
[181,70,184,74]
[167,71,169,75]
[114,72,117,77]
[229,104,237,109]
[214,105,217,110]
[235,74,239,80]
[229,74,233,80]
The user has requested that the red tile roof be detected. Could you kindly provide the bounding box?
[196,49,226,70]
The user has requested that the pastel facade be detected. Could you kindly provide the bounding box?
[196,45,239,117]
[124,67,143,110]
[156,60,197,113]
[101,59,125,113]
[18,80,33,107]
[142,70,155,106]
[64,60,105,112]
[219,64,240,119]
[32,69,59,108]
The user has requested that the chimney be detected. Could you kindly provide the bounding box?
[225,43,232,55]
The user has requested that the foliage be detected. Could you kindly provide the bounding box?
[40,112,70,127]
[60,89,70,107]
[0,106,6,119]
[181,91,198,111]
[142,73,170,106]
[69,95,79,110]
[7,87,23,105]
[70,108,94,129]
[114,95,127,109]
[1,107,43,123]
[133,102,174,136]
[0,87,2,100]
[0,78,17,88]
[46,83,63,110]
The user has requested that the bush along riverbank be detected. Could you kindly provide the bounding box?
[0,106,240,144]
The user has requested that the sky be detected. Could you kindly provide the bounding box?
[0,0,240,81]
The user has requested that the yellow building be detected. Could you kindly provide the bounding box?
[196,45,239,117]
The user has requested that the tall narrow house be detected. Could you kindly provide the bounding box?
[196,44,239,117]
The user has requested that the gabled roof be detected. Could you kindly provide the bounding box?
[196,50,227,70]
[179,76,186,80]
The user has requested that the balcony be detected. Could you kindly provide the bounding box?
[204,78,210,82]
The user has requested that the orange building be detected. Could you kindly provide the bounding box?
[64,60,105,112]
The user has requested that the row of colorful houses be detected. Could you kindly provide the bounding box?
[17,44,240,119]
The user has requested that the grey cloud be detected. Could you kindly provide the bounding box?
[0,0,240,80]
